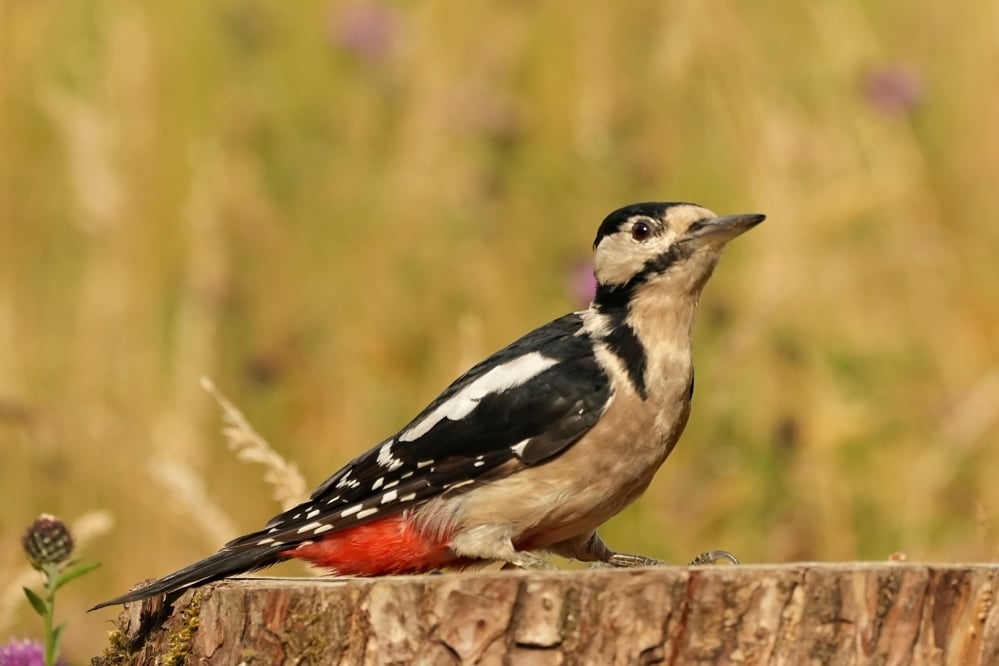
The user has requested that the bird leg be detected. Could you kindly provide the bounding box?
[551,531,738,568]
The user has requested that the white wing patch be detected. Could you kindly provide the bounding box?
[399,351,559,443]
[336,470,360,490]
[376,442,404,471]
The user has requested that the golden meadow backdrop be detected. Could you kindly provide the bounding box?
[2,0,998,659]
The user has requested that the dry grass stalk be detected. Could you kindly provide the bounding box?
[201,377,307,511]
[148,458,239,546]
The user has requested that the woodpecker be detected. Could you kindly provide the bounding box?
[92,201,763,610]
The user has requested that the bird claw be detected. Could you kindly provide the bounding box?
[586,549,739,569]
[687,549,739,566]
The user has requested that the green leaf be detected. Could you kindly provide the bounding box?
[53,561,101,591]
[51,622,67,664]
[23,586,49,616]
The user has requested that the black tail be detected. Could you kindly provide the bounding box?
[89,543,286,610]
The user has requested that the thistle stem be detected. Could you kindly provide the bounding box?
[42,563,59,666]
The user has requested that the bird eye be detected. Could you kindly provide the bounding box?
[631,220,652,241]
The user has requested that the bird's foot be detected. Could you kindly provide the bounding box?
[587,553,664,569]
[607,553,665,567]
[688,549,739,566]
[501,552,556,570]
[588,549,739,569]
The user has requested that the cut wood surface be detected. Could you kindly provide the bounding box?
[92,563,999,665]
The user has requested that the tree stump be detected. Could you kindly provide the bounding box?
[92,563,999,665]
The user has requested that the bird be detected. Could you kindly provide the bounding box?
[92,201,763,610]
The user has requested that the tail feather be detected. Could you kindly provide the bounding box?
[89,544,286,611]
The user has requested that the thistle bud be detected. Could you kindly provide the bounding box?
[22,514,74,567]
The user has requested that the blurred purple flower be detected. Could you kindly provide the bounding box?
[450,84,523,144]
[862,64,923,116]
[0,639,52,666]
[330,2,399,61]
[568,259,597,307]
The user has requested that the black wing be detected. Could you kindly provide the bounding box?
[90,312,612,609]
[230,311,612,549]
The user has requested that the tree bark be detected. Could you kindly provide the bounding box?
[92,563,999,665]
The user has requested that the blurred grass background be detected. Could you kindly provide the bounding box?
[2,0,998,659]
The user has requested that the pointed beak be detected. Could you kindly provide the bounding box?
[686,213,765,244]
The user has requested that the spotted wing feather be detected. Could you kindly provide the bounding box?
[226,312,611,551]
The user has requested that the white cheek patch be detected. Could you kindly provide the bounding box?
[399,351,559,442]
[593,235,638,286]
[594,230,679,287]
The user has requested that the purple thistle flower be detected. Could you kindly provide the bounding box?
[0,639,57,666]
[862,64,923,116]
[330,2,399,62]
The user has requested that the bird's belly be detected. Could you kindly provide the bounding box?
[428,390,688,550]
[512,473,656,550]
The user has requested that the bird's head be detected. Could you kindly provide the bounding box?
[591,202,764,310]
